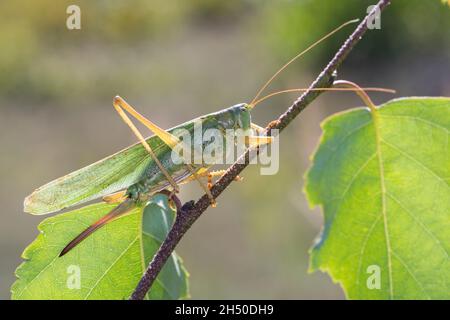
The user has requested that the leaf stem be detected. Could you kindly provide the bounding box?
[130,0,392,300]
[333,80,379,112]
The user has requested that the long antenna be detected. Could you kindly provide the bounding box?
[250,19,359,106]
[250,86,396,108]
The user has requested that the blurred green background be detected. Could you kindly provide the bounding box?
[1,0,449,299]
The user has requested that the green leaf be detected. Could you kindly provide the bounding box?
[305,97,450,299]
[11,194,189,299]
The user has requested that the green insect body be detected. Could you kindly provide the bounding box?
[126,103,252,202]
[24,103,252,215]
[23,102,255,256]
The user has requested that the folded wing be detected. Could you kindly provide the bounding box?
[24,139,157,215]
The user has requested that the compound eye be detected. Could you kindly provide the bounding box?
[239,104,248,111]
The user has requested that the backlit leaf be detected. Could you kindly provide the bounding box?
[305,97,450,299]
[12,194,188,299]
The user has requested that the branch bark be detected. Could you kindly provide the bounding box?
[130,0,391,300]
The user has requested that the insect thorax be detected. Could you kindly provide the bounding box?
[126,103,253,201]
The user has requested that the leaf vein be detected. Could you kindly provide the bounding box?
[386,192,449,258]
[381,139,450,189]
[84,236,139,299]
[391,249,431,299]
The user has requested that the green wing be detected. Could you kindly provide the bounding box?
[24,139,156,215]
[24,110,221,215]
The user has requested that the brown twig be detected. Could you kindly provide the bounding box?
[130,0,392,300]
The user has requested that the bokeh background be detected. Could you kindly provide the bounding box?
[1,0,449,299]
